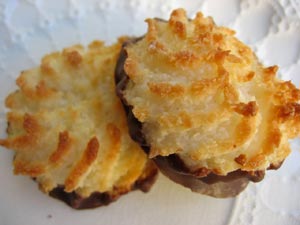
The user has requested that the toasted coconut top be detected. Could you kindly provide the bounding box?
[123,9,300,175]
[0,39,154,197]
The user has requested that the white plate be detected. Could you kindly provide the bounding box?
[0,1,300,225]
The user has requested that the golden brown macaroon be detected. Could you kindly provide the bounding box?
[115,9,300,197]
[0,39,158,209]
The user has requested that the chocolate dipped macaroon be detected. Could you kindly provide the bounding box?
[115,9,300,197]
[0,39,158,209]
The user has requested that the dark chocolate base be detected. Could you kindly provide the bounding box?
[49,187,117,209]
[49,164,158,209]
[114,37,282,198]
[154,155,261,198]
[115,38,150,154]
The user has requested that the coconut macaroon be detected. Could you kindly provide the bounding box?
[0,39,158,209]
[115,9,300,197]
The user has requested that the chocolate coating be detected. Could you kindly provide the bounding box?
[49,165,158,209]
[49,187,117,209]
[115,37,282,198]
[115,38,150,154]
[154,155,261,198]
